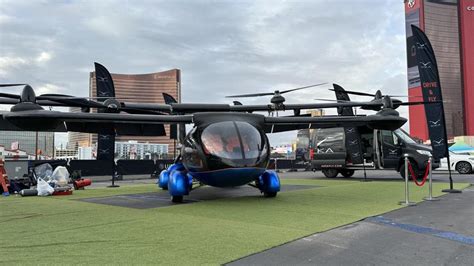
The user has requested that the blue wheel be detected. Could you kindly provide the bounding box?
[258,170,280,197]
[159,163,185,190]
[168,170,190,202]
[168,163,185,173]
[158,170,169,190]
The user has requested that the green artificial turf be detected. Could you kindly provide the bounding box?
[0,179,468,265]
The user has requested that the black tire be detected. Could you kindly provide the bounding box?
[399,161,419,180]
[455,161,472,174]
[264,191,277,197]
[322,169,338,178]
[171,195,183,203]
[340,169,355,178]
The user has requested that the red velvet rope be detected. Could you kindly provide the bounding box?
[407,160,430,187]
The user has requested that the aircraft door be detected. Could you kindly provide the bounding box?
[379,130,401,168]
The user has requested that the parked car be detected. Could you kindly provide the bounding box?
[438,151,474,174]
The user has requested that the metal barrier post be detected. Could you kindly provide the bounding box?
[275,158,280,173]
[399,154,416,206]
[424,156,439,201]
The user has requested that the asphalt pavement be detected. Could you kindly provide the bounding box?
[226,169,474,266]
[228,185,474,266]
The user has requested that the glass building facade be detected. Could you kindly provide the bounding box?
[68,69,181,156]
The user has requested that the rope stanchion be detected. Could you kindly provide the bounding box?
[407,160,430,187]
[424,156,440,201]
[399,154,416,206]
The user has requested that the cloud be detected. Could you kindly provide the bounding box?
[0,0,409,147]
[0,56,28,77]
[0,14,13,25]
[36,83,62,95]
[35,51,52,63]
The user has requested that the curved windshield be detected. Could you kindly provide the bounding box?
[201,121,266,161]
[238,122,264,159]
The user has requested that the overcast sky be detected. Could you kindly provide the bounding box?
[0,0,409,147]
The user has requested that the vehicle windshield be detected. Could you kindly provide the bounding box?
[201,121,266,161]
[394,129,417,144]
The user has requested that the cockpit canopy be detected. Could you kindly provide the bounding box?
[201,121,267,162]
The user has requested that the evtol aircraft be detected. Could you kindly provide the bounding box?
[0,64,409,202]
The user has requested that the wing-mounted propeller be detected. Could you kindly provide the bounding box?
[0,84,60,130]
[325,85,438,117]
[0,83,145,130]
[225,83,327,116]
[0,84,108,110]
[0,84,43,112]
[382,95,393,109]
[376,95,400,117]
[226,83,327,106]
[374,90,383,99]
[328,87,425,112]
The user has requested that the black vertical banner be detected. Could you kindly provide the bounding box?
[411,25,448,160]
[162,93,178,140]
[333,84,363,164]
[94,62,116,161]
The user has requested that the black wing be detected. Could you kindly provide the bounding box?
[264,115,406,133]
[1,111,193,135]
[117,101,384,114]
[0,111,67,132]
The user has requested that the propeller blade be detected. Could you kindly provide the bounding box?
[314,98,350,103]
[0,84,27,87]
[0,92,21,99]
[225,92,274,98]
[397,101,441,106]
[387,95,423,98]
[329,88,425,99]
[280,83,327,94]
[0,97,20,104]
[38,94,137,100]
[226,83,327,98]
[37,94,76,100]
[36,96,106,108]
